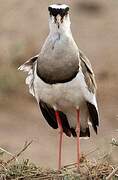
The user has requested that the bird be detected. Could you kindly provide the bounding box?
[18,4,99,170]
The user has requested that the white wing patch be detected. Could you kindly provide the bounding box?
[18,55,39,96]
[25,68,35,96]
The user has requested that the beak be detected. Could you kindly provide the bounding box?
[56,15,61,23]
[55,15,61,28]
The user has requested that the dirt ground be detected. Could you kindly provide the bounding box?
[0,0,118,168]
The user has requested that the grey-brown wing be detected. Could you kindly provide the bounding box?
[79,50,99,133]
[79,50,97,93]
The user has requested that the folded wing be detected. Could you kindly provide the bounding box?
[79,50,99,133]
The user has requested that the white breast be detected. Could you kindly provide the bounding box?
[33,62,96,111]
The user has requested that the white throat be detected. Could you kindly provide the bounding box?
[49,15,71,35]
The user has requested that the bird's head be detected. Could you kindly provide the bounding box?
[48,4,71,33]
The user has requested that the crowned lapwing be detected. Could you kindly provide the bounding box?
[18,4,99,170]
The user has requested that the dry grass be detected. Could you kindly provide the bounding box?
[0,141,118,180]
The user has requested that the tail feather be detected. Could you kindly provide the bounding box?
[70,128,77,137]
[80,127,90,137]
[70,127,90,138]
[87,101,99,134]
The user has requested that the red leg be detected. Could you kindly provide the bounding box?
[76,109,80,169]
[55,111,63,170]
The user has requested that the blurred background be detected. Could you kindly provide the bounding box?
[0,0,118,168]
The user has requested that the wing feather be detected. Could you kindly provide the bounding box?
[18,54,39,96]
[79,50,96,93]
[79,50,99,133]
[86,101,99,134]
[39,100,72,137]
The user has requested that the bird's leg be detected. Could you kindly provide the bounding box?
[55,111,63,170]
[76,108,80,169]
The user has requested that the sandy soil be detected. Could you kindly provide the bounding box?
[0,0,118,168]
